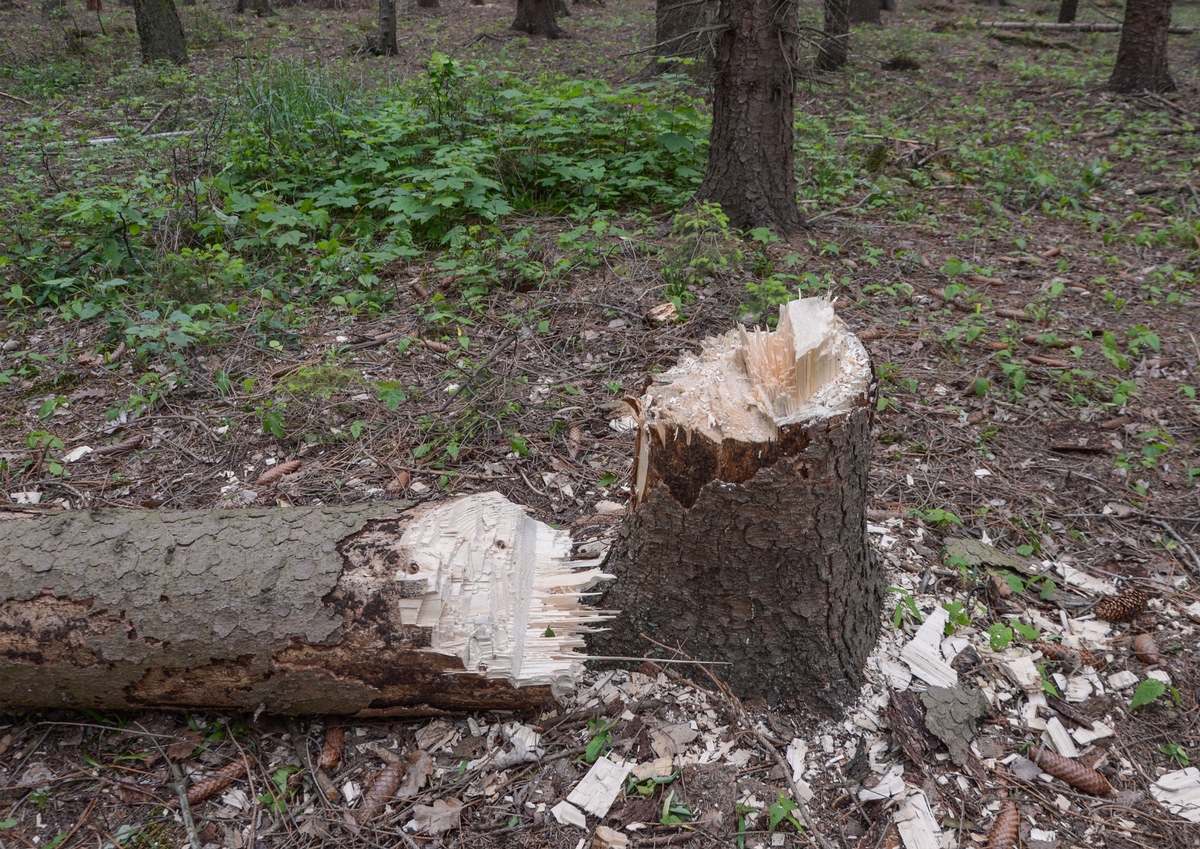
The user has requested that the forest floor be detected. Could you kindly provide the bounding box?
[1,0,1199,847]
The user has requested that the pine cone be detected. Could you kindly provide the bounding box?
[1094,588,1148,623]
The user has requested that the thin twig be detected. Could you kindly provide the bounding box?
[0,90,34,106]
[1148,517,1200,577]
[169,760,204,849]
[140,103,172,136]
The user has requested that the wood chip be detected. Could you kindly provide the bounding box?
[900,607,958,688]
[895,790,941,849]
[567,756,632,818]
[1150,768,1200,823]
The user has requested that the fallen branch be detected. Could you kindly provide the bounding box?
[976,21,1196,35]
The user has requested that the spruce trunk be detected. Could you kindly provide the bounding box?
[133,0,187,65]
[0,495,609,716]
[591,298,882,716]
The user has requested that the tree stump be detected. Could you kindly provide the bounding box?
[0,494,610,716]
[590,297,881,716]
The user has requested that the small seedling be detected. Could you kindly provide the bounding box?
[942,601,971,635]
[583,718,615,764]
[888,587,923,629]
[909,507,964,528]
[767,790,804,833]
[659,789,693,825]
[1128,678,1180,711]
[1157,743,1190,767]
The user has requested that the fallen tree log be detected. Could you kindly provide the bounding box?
[976,21,1196,35]
[590,297,882,716]
[0,494,610,716]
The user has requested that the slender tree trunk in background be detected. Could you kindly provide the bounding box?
[817,0,850,71]
[512,0,561,38]
[1057,0,1078,24]
[698,0,805,233]
[591,299,881,716]
[233,0,274,15]
[650,0,717,76]
[133,0,188,65]
[416,0,439,8]
[1109,0,1176,92]
[849,0,881,25]
[377,0,398,55]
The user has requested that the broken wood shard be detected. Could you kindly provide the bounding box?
[594,296,882,715]
[0,494,611,715]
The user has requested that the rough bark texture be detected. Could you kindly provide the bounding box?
[232,0,273,15]
[590,302,882,716]
[849,0,881,25]
[133,0,187,65]
[1057,0,1078,24]
[512,0,561,38]
[1109,0,1176,93]
[698,0,805,233]
[377,0,398,55]
[0,497,607,716]
[817,0,850,71]
[649,0,717,77]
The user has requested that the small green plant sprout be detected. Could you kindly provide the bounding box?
[888,587,923,629]
[628,771,678,798]
[909,507,964,528]
[659,789,693,825]
[257,765,300,815]
[734,801,757,849]
[1128,678,1181,712]
[583,718,616,764]
[986,618,1041,652]
[942,601,972,635]
[767,790,804,833]
[1157,743,1190,767]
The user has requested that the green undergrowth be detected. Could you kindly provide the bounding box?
[1,53,707,364]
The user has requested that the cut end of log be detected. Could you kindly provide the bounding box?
[400,493,613,690]
[634,295,872,504]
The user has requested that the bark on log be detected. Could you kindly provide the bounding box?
[0,494,610,716]
[976,21,1195,34]
[590,297,882,716]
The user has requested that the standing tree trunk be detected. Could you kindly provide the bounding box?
[417,0,439,8]
[650,0,717,75]
[817,0,850,70]
[849,0,881,24]
[133,0,188,64]
[232,0,274,15]
[512,0,561,38]
[1057,0,1078,23]
[591,298,882,716]
[1109,0,1176,92]
[697,0,805,233]
[377,0,398,55]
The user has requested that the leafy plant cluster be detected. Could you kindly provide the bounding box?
[2,54,708,365]
[226,53,706,244]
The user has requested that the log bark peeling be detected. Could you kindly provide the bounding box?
[592,297,882,715]
[0,494,610,716]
